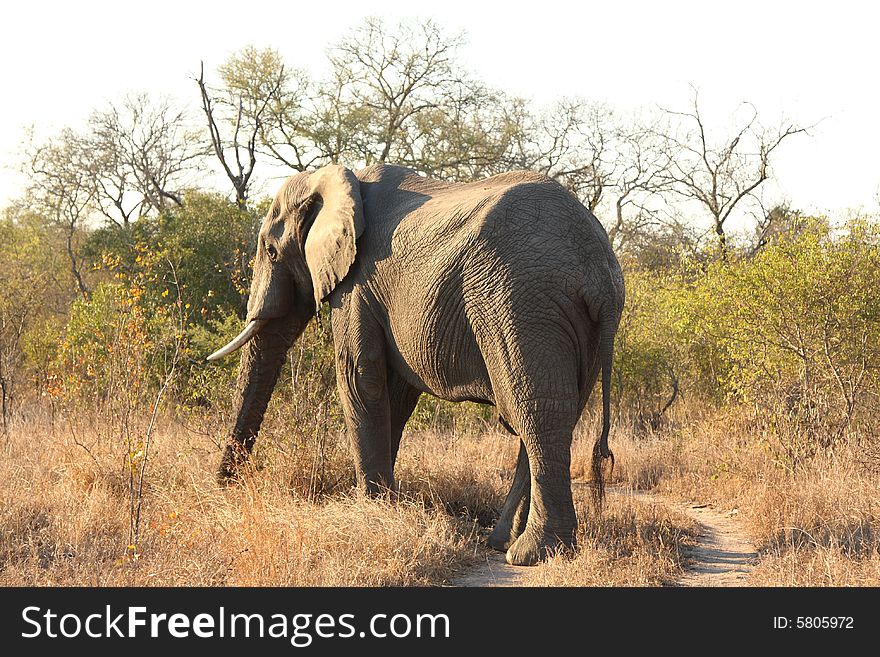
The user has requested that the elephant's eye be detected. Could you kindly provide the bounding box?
[266,244,278,262]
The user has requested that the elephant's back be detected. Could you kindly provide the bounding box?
[360,164,619,313]
[466,175,618,286]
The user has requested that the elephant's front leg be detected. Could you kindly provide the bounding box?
[335,342,394,495]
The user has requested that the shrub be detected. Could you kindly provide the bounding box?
[613,266,687,430]
[84,191,263,328]
[685,219,880,462]
[0,211,77,425]
[52,278,180,404]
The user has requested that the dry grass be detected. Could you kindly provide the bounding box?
[596,403,880,586]
[0,415,473,586]
[571,415,682,491]
[522,485,699,586]
[744,456,880,586]
[0,407,699,587]
[396,431,512,526]
[24,397,879,587]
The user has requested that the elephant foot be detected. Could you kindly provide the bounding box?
[488,511,528,551]
[488,524,516,552]
[505,526,576,566]
[217,442,252,485]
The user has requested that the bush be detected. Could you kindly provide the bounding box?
[614,218,880,462]
[684,218,880,461]
[52,280,181,404]
[84,191,263,328]
[0,211,77,425]
[613,266,686,430]
[73,192,269,409]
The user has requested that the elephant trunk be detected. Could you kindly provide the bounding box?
[217,314,306,482]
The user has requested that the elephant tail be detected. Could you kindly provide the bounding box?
[588,297,619,512]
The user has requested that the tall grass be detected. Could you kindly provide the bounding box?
[0,413,473,586]
[0,406,698,587]
[597,401,880,586]
[10,392,876,587]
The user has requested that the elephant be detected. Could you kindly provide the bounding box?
[207,163,625,566]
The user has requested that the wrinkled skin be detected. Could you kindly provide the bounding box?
[213,164,624,566]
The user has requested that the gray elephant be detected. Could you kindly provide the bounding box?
[208,164,624,566]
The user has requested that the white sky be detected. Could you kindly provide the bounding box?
[2,0,878,221]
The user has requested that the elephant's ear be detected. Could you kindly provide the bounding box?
[303,165,365,308]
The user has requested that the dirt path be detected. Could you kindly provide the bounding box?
[450,547,527,587]
[451,487,758,587]
[621,489,758,586]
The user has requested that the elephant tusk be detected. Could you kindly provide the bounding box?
[206,319,268,361]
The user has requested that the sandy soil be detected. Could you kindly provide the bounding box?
[450,547,527,586]
[659,497,758,587]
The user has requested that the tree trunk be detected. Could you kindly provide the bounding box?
[714,218,728,261]
[66,228,89,298]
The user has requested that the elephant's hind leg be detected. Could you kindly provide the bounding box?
[388,369,422,479]
[488,432,531,552]
[481,334,581,564]
[505,420,578,566]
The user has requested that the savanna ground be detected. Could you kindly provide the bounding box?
[3,392,879,587]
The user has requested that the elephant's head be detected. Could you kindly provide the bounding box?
[207,165,365,479]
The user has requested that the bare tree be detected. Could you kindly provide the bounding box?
[545,102,612,210]
[328,17,465,166]
[307,66,377,167]
[257,67,326,171]
[88,94,204,223]
[656,88,807,256]
[602,118,676,249]
[23,95,203,237]
[496,102,673,251]
[197,47,287,209]
[24,128,94,298]
[393,89,604,186]
[84,111,139,227]
[393,79,510,180]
